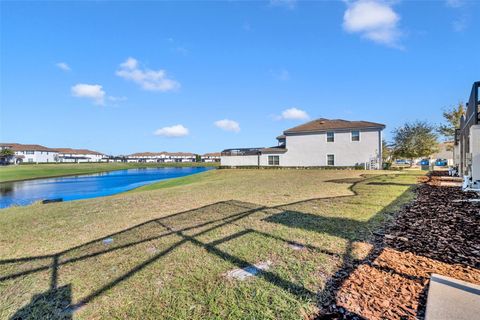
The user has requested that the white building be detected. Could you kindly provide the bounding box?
[221,118,384,168]
[201,152,221,162]
[128,152,196,163]
[0,143,58,164]
[128,152,165,162]
[167,152,196,162]
[55,148,105,163]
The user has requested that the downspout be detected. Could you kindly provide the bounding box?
[379,130,383,170]
[257,151,260,168]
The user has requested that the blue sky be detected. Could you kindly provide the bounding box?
[1,0,479,155]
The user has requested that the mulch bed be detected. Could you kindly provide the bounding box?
[318,172,480,320]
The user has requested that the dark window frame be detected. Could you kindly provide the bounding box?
[268,155,280,166]
[326,131,335,142]
[351,130,360,142]
[327,154,335,166]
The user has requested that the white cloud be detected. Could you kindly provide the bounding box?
[116,57,180,92]
[154,124,189,137]
[343,1,402,48]
[278,108,310,120]
[71,84,105,105]
[270,0,297,9]
[445,0,463,8]
[214,119,240,133]
[56,62,71,72]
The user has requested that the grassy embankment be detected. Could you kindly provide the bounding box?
[0,169,422,319]
[0,162,218,183]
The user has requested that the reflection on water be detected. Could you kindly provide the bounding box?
[0,183,14,195]
[0,167,213,209]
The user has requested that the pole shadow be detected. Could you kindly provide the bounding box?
[1,173,423,319]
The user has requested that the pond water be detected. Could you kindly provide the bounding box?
[0,167,214,209]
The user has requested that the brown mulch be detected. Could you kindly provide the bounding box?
[318,173,480,320]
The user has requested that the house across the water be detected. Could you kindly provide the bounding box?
[55,148,106,163]
[221,118,385,169]
[127,152,196,163]
[0,143,58,164]
[201,153,221,163]
[0,143,108,164]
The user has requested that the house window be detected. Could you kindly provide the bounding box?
[26,150,34,155]
[28,158,33,163]
[327,154,335,166]
[268,155,280,166]
[327,132,334,142]
[351,130,360,142]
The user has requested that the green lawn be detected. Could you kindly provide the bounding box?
[0,169,421,319]
[0,162,218,183]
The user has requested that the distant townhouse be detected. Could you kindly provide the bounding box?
[127,152,196,163]
[201,152,221,163]
[221,118,384,168]
[0,143,58,164]
[128,152,168,163]
[55,148,105,163]
[167,152,196,163]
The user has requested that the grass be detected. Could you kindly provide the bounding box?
[0,162,218,183]
[0,169,422,319]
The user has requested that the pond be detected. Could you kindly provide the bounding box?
[0,167,214,209]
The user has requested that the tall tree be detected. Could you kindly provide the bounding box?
[392,121,439,166]
[438,102,465,140]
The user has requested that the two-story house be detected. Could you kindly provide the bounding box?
[0,143,58,164]
[221,118,384,168]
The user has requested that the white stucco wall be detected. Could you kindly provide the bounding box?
[15,151,58,163]
[221,155,259,166]
[58,153,104,162]
[470,125,480,182]
[281,129,381,167]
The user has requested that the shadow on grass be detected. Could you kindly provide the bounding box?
[0,174,418,319]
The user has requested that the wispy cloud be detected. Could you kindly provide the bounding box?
[116,57,180,92]
[276,107,310,120]
[214,119,240,133]
[154,124,189,137]
[71,83,105,105]
[445,0,464,8]
[270,0,297,9]
[452,15,467,32]
[445,0,469,32]
[56,62,71,72]
[343,0,403,48]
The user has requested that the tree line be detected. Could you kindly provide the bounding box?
[384,102,465,167]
